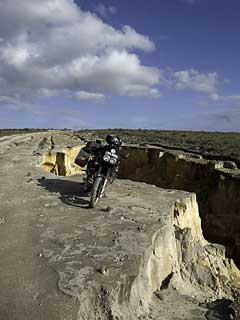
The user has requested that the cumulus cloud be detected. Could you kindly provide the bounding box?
[174,69,218,95]
[0,0,160,104]
[173,69,240,115]
[75,91,105,102]
[94,3,117,18]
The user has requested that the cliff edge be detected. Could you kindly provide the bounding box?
[0,132,239,320]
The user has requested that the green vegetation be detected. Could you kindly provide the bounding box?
[75,129,240,160]
[0,128,49,138]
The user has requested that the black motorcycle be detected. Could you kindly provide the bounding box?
[88,146,127,208]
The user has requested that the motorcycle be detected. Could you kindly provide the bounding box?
[88,146,128,208]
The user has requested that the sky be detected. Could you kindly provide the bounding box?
[0,0,240,131]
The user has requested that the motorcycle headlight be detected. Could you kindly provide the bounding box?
[110,157,117,164]
[103,155,110,162]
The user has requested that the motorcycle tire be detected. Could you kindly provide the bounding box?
[89,176,104,208]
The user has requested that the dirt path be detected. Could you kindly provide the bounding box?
[0,133,79,320]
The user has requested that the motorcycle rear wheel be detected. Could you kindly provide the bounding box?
[89,176,104,208]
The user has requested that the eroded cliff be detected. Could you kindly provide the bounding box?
[1,132,240,320]
[119,145,240,268]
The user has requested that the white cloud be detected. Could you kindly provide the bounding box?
[0,0,159,104]
[173,70,240,113]
[174,69,218,94]
[75,91,105,102]
[120,84,161,98]
[208,93,240,105]
[94,3,117,18]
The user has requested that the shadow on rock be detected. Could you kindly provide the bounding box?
[203,299,235,320]
[38,178,90,208]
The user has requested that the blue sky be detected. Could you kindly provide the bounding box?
[0,0,240,131]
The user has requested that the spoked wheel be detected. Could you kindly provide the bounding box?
[89,176,104,208]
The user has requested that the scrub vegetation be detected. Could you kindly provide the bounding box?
[0,128,49,138]
[76,129,240,160]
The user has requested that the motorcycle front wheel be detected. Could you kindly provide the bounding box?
[89,176,104,208]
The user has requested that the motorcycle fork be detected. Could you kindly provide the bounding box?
[99,169,110,198]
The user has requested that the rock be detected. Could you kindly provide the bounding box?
[113,253,128,263]
[205,243,226,257]
[178,153,203,160]
[0,217,5,224]
[25,172,33,182]
[137,225,145,232]
[38,137,49,149]
[97,266,109,275]
[223,161,238,170]
[154,290,164,300]
[41,145,84,176]
[102,206,112,213]
[214,161,224,169]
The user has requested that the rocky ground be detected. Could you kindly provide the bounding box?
[0,132,239,320]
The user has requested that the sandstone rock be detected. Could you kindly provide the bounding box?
[97,266,109,275]
[223,161,238,170]
[205,243,226,257]
[213,160,224,169]
[41,146,85,176]
[0,217,5,224]
[119,145,240,269]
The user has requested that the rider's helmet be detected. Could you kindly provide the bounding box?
[106,134,122,147]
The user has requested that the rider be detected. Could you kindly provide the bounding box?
[75,134,122,190]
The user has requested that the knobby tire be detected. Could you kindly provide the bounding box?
[89,176,104,208]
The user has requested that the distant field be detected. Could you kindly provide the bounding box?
[0,128,49,138]
[76,129,240,160]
